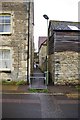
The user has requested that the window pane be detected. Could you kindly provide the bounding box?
[0,24,4,32]
[0,24,11,32]
[0,60,2,68]
[0,16,10,23]
[4,24,11,32]
[3,50,10,59]
[0,51,2,59]
[4,16,11,23]
[0,50,11,69]
[0,15,11,33]
[0,16,4,23]
[2,60,10,68]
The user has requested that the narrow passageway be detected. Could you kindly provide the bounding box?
[30,67,47,89]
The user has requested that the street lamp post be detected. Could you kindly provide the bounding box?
[43,14,49,85]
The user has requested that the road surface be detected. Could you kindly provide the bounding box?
[1,93,80,119]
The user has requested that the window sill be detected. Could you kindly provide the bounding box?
[0,69,11,73]
[0,32,12,35]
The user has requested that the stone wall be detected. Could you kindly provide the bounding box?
[0,2,31,81]
[39,44,47,72]
[48,51,79,85]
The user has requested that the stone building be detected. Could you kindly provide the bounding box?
[0,0,34,83]
[38,36,47,71]
[34,52,39,65]
[48,20,80,85]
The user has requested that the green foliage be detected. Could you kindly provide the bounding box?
[2,80,16,85]
[16,80,27,85]
[28,88,48,93]
[2,80,27,85]
[75,85,80,90]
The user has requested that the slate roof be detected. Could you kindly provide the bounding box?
[38,36,47,50]
[49,20,80,31]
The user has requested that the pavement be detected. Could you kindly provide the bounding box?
[1,84,80,100]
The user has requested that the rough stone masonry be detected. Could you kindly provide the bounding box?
[0,1,34,81]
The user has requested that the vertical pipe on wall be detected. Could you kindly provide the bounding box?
[27,2,30,85]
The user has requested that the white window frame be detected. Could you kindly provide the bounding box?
[0,13,12,34]
[0,47,12,71]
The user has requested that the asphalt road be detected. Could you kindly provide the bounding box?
[1,93,80,119]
